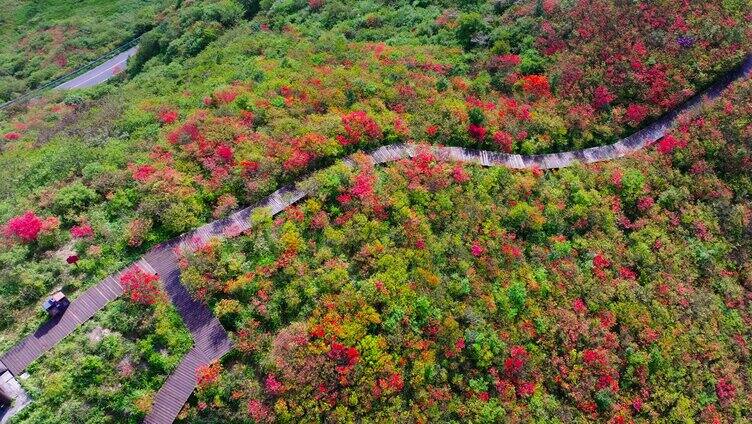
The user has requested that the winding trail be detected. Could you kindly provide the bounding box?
[0,54,750,424]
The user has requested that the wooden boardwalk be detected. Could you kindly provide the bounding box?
[0,54,749,423]
[0,275,123,376]
[142,248,232,424]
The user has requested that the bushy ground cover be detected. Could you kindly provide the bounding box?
[266,0,752,151]
[0,0,171,103]
[0,1,750,421]
[11,284,191,423]
[176,76,752,421]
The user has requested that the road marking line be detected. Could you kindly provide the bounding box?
[63,52,131,89]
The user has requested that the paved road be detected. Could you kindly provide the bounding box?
[55,45,139,90]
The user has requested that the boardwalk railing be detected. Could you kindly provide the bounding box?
[0,35,142,111]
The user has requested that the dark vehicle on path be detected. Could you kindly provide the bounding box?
[42,292,70,317]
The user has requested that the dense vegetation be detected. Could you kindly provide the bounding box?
[0,0,171,103]
[0,0,750,421]
[179,76,752,422]
[13,289,191,423]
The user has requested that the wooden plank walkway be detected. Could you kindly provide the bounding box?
[142,248,232,424]
[0,275,124,376]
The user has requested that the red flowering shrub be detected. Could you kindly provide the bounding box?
[3,211,43,243]
[592,86,615,109]
[196,361,222,390]
[119,266,161,305]
[471,241,484,257]
[493,131,514,152]
[70,224,94,238]
[468,124,487,141]
[489,54,521,71]
[157,110,179,125]
[452,164,470,183]
[214,88,238,105]
[716,378,736,405]
[521,75,551,97]
[336,111,382,146]
[504,345,528,376]
[656,134,685,154]
[130,164,157,182]
[247,399,272,423]
[625,103,649,126]
[3,132,21,141]
[216,145,234,163]
[350,172,375,200]
[265,374,284,395]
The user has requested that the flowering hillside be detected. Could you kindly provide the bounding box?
[0,0,750,421]
[175,77,752,422]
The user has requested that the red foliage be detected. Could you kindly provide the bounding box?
[283,149,312,171]
[489,54,521,70]
[197,362,222,390]
[593,85,615,109]
[517,381,536,397]
[158,110,179,125]
[265,374,284,395]
[3,211,43,243]
[240,160,259,174]
[468,124,487,141]
[3,132,21,141]
[656,134,685,154]
[393,116,409,136]
[504,345,528,377]
[471,241,485,257]
[119,267,161,305]
[167,122,203,145]
[350,172,375,199]
[611,169,622,188]
[247,399,273,423]
[625,103,649,125]
[337,111,382,146]
[619,267,637,280]
[592,253,611,269]
[452,165,470,183]
[637,196,654,212]
[573,298,587,314]
[70,224,94,238]
[131,164,157,183]
[521,75,551,97]
[716,378,736,404]
[308,0,324,10]
[583,349,608,368]
[216,144,234,163]
[492,131,514,153]
[328,342,360,366]
[215,88,239,105]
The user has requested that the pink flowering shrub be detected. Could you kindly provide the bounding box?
[70,224,94,238]
[4,211,44,243]
[3,132,21,141]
